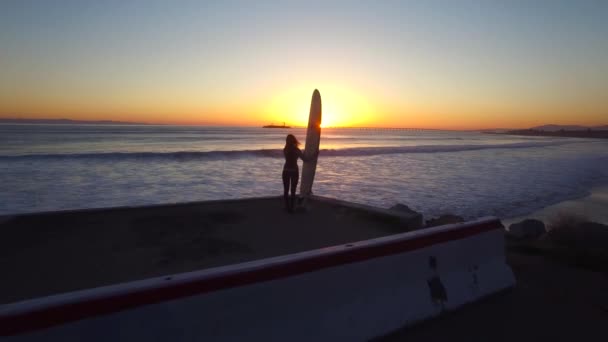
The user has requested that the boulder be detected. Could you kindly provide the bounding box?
[508,219,546,239]
[425,214,465,228]
[389,203,423,230]
[546,221,608,250]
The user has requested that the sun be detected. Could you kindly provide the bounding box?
[319,112,340,128]
[262,85,375,128]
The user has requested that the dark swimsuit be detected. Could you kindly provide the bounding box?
[282,146,302,193]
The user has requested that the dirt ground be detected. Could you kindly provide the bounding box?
[0,197,407,304]
[378,250,608,342]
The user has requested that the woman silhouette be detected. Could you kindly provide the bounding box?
[282,134,310,212]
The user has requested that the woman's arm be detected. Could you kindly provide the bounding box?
[299,149,318,162]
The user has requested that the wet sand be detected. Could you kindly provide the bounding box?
[0,196,409,304]
[504,185,608,227]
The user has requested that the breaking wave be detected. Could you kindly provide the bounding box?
[1,141,573,161]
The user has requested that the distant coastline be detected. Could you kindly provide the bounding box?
[491,129,608,139]
[483,124,608,139]
[0,118,150,125]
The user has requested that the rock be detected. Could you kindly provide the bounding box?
[425,214,465,228]
[508,219,546,239]
[389,203,423,230]
[389,203,416,214]
[546,221,608,250]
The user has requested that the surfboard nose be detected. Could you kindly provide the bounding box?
[310,89,322,125]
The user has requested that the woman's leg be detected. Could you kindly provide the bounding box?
[289,172,299,211]
[282,170,290,210]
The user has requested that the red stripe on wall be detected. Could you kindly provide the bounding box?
[0,219,501,336]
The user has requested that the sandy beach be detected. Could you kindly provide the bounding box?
[503,185,608,227]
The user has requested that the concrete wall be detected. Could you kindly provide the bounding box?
[1,217,514,341]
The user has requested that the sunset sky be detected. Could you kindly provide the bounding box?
[1,1,607,129]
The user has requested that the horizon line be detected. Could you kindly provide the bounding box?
[1,118,606,132]
[0,118,496,131]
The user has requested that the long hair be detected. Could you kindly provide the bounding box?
[285,134,300,148]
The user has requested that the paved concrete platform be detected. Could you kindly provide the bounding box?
[0,196,416,304]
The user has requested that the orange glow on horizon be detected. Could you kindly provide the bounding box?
[1,84,606,130]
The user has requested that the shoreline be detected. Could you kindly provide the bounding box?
[503,185,608,227]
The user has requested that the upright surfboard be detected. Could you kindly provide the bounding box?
[300,89,322,197]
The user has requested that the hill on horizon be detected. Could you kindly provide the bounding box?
[530,124,608,131]
[0,118,150,125]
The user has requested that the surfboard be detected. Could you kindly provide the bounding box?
[300,89,322,197]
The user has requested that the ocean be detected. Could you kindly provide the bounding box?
[1,124,608,220]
